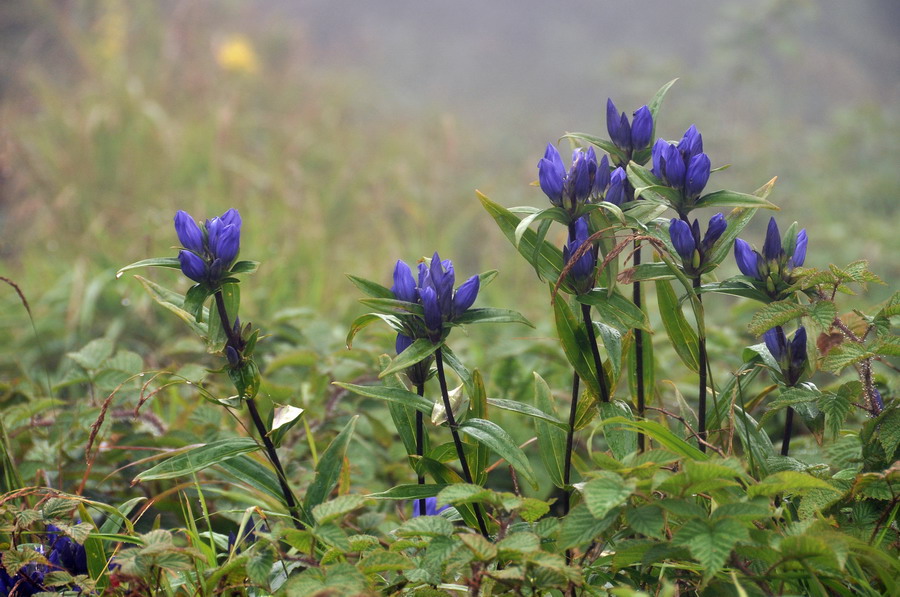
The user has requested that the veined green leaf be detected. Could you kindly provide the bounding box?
[304,416,358,518]
[134,438,259,482]
[367,484,448,500]
[656,279,699,372]
[458,418,538,490]
[513,206,569,247]
[379,339,441,378]
[533,373,567,489]
[134,275,208,338]
[346,274,394,299]
[553,295,600,398]
[345,313,402,348]
[453,308,534,327]
[487,398,567,430]
[116,257,182,278]
[577,289,650,332]
[600,418,707,460]
[693,187,778,210]
[333,382,434,415]
[358,297,423,316]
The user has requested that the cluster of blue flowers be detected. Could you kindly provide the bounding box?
[174,208,242,286]
[734,217,808,299]
[668,213,726,275]
[0,525,89,596]
[764,325,809,387]
[651,125,711,207]
[606,99,653,164]
[563,217,597,294]
[538,145,628,212]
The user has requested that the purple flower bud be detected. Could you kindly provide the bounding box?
[392,260,418,302]
[651,138,669,178]
[220,208,242,230]
[790,229,808,268]
[763,217,783,262]
[421,286,442,334]
[679,125,703,159]
[764,326,787,362]
[669,219,696,262]
[606,98,631,150]
[789,327,807,372]
[563,217,596,285]
[871,388,884,414]
[571,149,594,205]
[213,223,240,265]
[631,106,653,150]
[452,275,480,317]
[538,144,565,206]
[685,153,711,199]
[605,167,627,205]
[734,239,761,279]
[178,250,208,283]
[226,345,241,367]
[593,154,610,197]
[702,213,727,251]
[663,144,685,189]
[395,333,413,354]
[174,211,204,254]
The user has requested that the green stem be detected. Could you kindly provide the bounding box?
[415,383,427,517]
[633,240,645,451]
[692,277,708,452]
[214,290,305,528]
[580,303,610,403]
[435,347,490,538]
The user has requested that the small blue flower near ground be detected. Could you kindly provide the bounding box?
[668,213,726,274]
[764,325,808,386]
[412,496,449,517]
[174,208,242,285]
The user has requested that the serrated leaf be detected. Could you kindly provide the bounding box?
[246,546,275,587]
[626,505,665,539]
[673,518,747,579]
[877,409,900,457]
[581,473,636,519]
[395,515,454,538]
[518,498,550,523]
[313,495,368,525]
[358,550,414,574]
[820,342,875,373]
[497,532,540,556]
[818,385,854,440]
[459,533,498,561]
[2,546,46,575]
[807,301,837,330]
[314,523,350,552]
[67,338,114,371]
[748,471,841,498]
[558,503,618,550]
[458,418,537,490]
[747,300,808,337]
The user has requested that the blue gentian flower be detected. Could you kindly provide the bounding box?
[668,214,726,274]
[563,217,596,294]
[46,524,89,576]
[390,253,480,343]
[603,167,627,206]
[606,99,653,162]
[537,144,600,213]
[763,326,808,386]
[174,209,242,286]
[413,496,449,517]
[651,125,712,207]
[871,388,884,415]
[733,217,808,300]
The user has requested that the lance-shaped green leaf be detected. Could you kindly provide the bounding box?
[626,162,682,208]
[345,313,403,348]
[486,398,567,430]
[379,338,441,378]
[218,455,285,504]
[656,279,699,372]
[514,206,570,247]
[532,373,567,488]
[452,308,534,327]
[304,416,358,517]
[695,279,772,303]
[618,263,676,284]
[600,417,708,460]
[577,289,650,332]
[458,418,538,490]
[599,401,637,460]
[359,297,424,316]
[346,274,395,299]
[116,257,182,278]
[134,275,208,338]
[622,200,669,227]
[229,260,259,275]
[134,438,260,482]
[478,191,564,282]
[693,186,778,210]
[553,295,600,398]
[367,483,449,501]
[333,382,434,415]
[208,282,239,353]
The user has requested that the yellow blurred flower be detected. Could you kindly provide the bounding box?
[216,35,259,74]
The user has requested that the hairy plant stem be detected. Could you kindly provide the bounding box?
[633,240,646,451]
[692,277,708,452]
[434,347,490,538]
[580,303,610,403]
[415,383,427,517]
[214,290,304,529]
[781,406,795,456]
